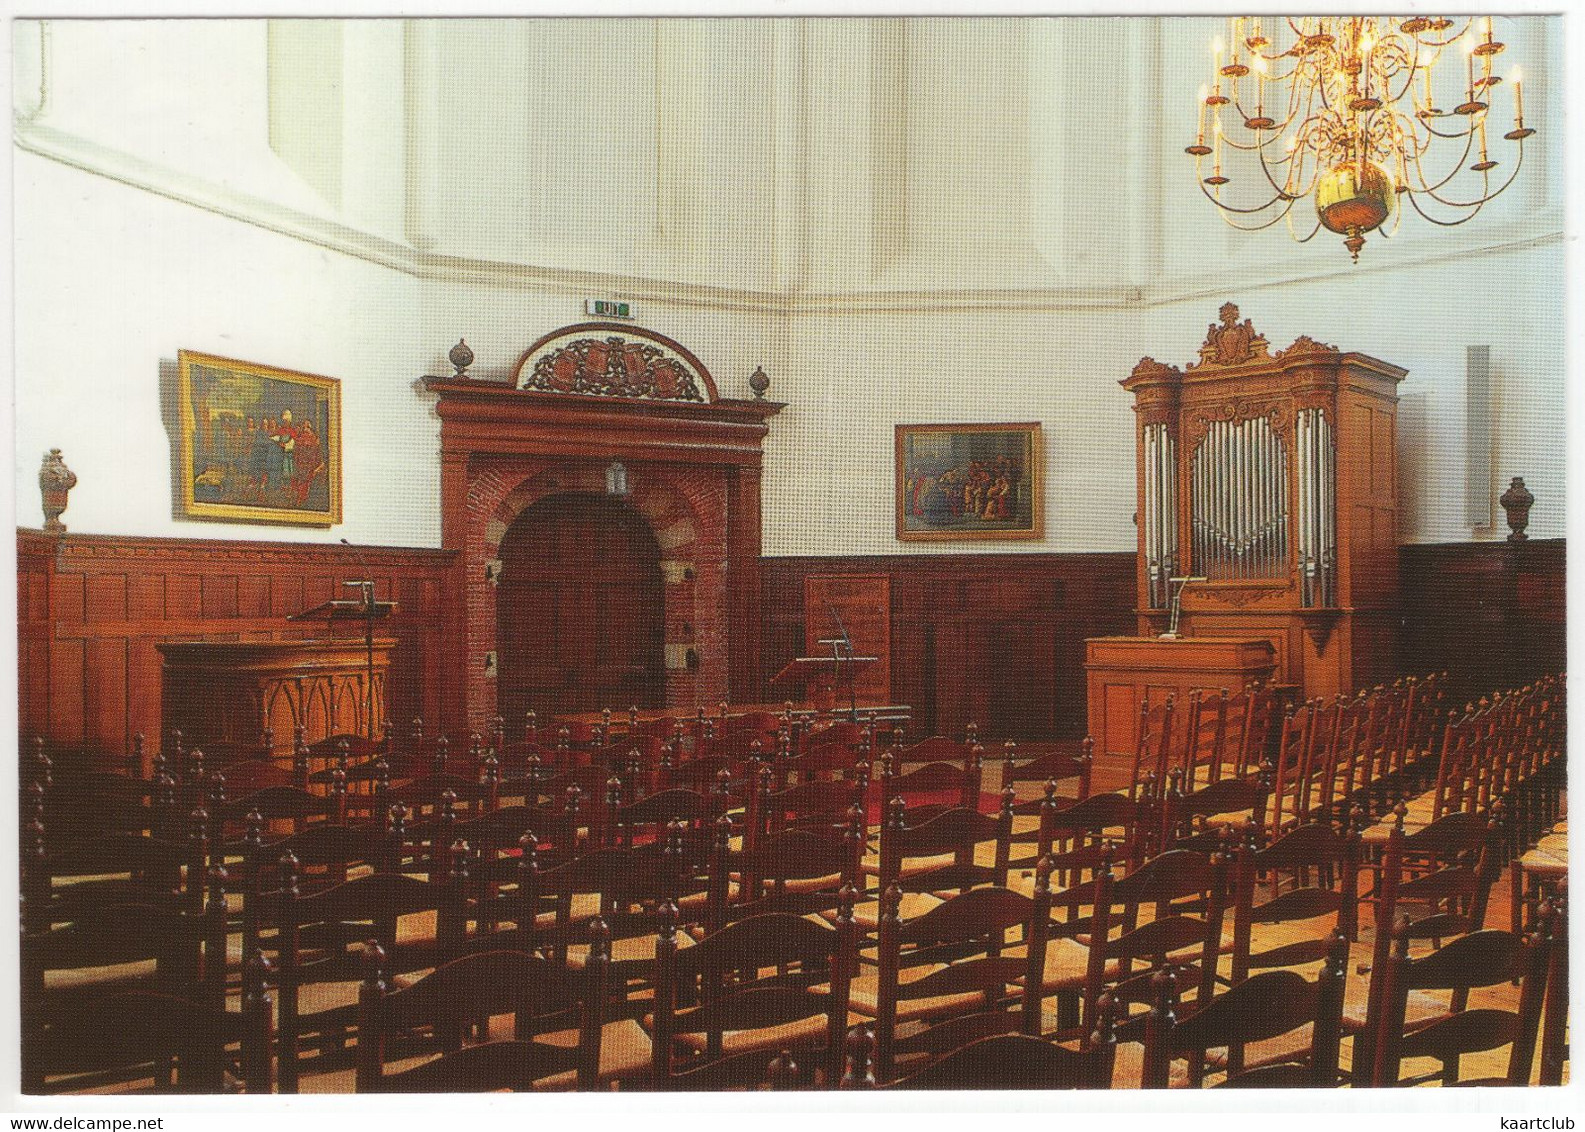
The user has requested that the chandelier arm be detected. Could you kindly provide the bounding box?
[1413,18,1479,51]
[1405,122,1478,195]
[1197,182,1293,216]
[1291,216,1325,243]
[1252,140,1303,200]
[1216,198,1300,232]
[1419,115,1483,142]
[1404,188,1488,227]
[1416,148,1525,211]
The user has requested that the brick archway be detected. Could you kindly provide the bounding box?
[424,369,782,740]
[464,458,728,734]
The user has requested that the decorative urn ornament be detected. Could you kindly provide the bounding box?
[39,448,77,533]
[1499,476,1534,542]
[448,338,475,378]
[1314,160,1398,262]
[748,365,770,400]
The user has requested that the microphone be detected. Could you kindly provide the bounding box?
[340,538,375,612]
[1161,576,1209,640]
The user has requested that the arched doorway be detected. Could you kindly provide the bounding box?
[496,492,665,721]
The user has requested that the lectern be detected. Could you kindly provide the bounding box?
[770,656,880,716]
[1117,303,1405,701]
[290,581,398,745]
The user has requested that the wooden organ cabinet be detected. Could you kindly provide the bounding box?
[1116,303,1406,705]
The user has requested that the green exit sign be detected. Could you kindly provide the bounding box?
[586,299,635,319]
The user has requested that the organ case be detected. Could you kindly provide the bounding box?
[1122,304,1406,701]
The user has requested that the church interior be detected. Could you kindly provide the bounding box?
[11,14,1570,1098]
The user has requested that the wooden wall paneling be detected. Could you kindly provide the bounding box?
[16,531,457,762]
[803,574,891,703]
[85,637,129,755]
[763,553,1137,742]
[48,638,85,745]
[1398,538,1564,704]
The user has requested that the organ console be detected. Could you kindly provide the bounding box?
[1118,302,1406,702]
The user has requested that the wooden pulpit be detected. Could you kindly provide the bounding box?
[157,638,396,757]
[1084,635,1276,760]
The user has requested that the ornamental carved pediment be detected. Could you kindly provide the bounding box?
[513,323,717,403]
[1188,303,1271,370]
[1276,334,1340,360]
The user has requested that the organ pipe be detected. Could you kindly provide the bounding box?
[1190,415,1288,581]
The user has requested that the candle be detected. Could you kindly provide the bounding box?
[1513,66,1524,121]
[1197,83,1208,139]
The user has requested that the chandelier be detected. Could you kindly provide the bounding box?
[1187,16,1535,261]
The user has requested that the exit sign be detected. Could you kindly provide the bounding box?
[586,299,635,319]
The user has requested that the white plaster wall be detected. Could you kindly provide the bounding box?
[12,151,435,546]
[11,16,1567,556]
[761,236,1565,556]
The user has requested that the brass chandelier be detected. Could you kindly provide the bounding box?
[1187,16,1535,261]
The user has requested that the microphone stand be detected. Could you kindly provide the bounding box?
[824,600,859,723]
[1160,576,1209,640]
[342,539,378,747]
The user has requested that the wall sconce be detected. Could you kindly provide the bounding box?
[605,460,630,497]
[483,651,497,678]
[484,558,503,586]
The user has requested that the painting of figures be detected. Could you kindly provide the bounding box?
[895,423,1042,541]
[177,350,342,526]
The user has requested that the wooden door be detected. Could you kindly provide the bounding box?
[496,493,664,721]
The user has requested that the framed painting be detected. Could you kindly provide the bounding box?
[896,422,1043,541]
[177,350,343,526]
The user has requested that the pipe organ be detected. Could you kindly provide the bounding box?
[1121,303,1406,701]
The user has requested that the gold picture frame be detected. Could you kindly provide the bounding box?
[177,350,343,527]
[896,422,1044,542]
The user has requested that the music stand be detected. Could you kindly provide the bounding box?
[289,582,397,747]
[770,655,879,719]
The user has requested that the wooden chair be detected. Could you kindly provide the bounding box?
[21,863,261,1094]
[1353,808,1506,1076]
[746,766,864,844]
[1078,847,1232,1046]
[1000,740,1092,869]
[1369,919,1551,1086]
[651,901,858,1089]
[1128,696,1176,804]
[1179,688,1231,787]
[24,986,271,1095]
[1267,701,1316,837]
[872,745,986,826]
[271,852,468,1092]
[23,824,201,935]
[1158,766,1270,854]
[862,869,1055,1082]
[1537,886,1568,1086]
[355,934,609,1092]
[1141,929,1348,1089]
[848,795,1014,935]
[1229,822,1361,985]
[720,819,864,928]
[851,1002,1117,1090]
[524,834,711,1027]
